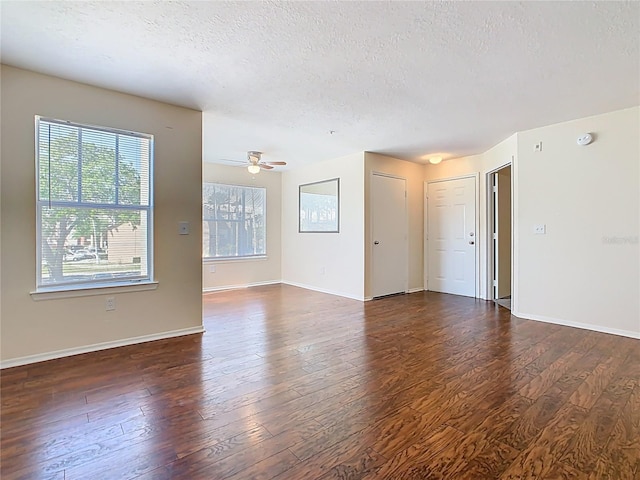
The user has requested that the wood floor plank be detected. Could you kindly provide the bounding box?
[518,350,583,400]
[500,394,564,450]
[558,372,635,475]
[362,425,467,480]
[499,404,588,479]
[457,439,519,480]
[568,355,626,410]
[586,385,640,479]
[1,285,638,480]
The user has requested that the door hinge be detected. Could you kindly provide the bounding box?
[493,279,497,287]
[492,186,498,193]
[492,233,497,240]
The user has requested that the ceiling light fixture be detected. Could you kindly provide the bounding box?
[247,164,260,174]
[429,156,443,165]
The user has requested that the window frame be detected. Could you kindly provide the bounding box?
[34,116,155,293]
[202,182,267,261]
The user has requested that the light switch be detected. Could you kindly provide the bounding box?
[178,221,190,235]
[533,224,546,234]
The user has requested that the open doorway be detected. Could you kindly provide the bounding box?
[489,165,512,310]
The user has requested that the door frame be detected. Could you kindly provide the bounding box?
[424,173,480,298]
[486,161,513,302]
[370,171,408,298]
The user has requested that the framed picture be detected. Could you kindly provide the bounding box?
[299,178,340,233]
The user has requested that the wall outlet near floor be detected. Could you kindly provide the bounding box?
[106,297,116,311]
[533,224,546,234]
[178,221,190,235]
[209,265,216,273]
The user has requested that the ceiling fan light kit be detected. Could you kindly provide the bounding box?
[244,151,287,174]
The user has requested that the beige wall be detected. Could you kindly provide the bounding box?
[364,152,425,298]
[202,163,282,290]
[281,152,365,300]
[0,66,203,364]
[516,106,639,337]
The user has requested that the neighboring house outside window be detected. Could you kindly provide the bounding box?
[36,117,153,290]
[203,183,266,259]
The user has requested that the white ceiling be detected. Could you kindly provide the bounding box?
[2,1,638,168]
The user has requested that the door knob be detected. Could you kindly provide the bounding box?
[469,241,475,245]
[374,241,380,245]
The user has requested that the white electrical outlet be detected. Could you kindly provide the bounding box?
[533,224,546,234]
[106,297,116,311]
[209,265,216,273]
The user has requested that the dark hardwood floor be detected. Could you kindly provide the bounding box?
[1,284,638,479]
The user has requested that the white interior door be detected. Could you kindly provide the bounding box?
[427,177,476,297]
[372,173,407,298]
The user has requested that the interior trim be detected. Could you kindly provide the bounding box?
[512,310,640,340]
[0,325,205,369]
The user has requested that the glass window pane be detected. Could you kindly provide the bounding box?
[118,135,150,206]
[39,206,148,287]
[81,129,116,203]
[38,123,79,202]
[203,183,266,258]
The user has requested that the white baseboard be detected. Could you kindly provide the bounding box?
[365,288,422,301]
[0,325,206,369]
[203,280,281,294]
[281,281,365,302]
[512,310,640,340]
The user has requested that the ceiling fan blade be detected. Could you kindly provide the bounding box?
[259,164,274,170]
[264,161,287,166]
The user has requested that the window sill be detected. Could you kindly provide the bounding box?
[30,281,159,301]
[203,256,268,264]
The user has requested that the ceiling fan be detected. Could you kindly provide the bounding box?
[234,151,286,174]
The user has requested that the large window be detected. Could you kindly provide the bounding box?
[36,117,153,290]
[203,183,266,259]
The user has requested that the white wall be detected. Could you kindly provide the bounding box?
[0,66,203,365]
[364,152,425,298]
[515,106,639,338]
[281,152,365,300]
[424,134,517,299]
[202,163,282,290]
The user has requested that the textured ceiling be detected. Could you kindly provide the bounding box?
[2,1,639,168]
